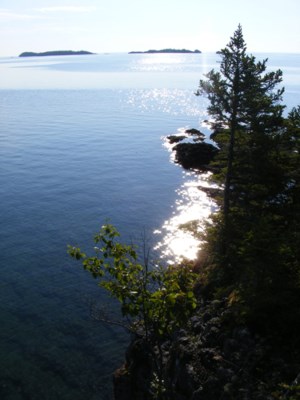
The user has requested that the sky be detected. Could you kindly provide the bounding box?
[0,0,299,57]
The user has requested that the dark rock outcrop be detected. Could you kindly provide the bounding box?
[113,299,300,399]
[173,142,218,171]
[184,129,205,140]
[167,135,187,144]
[166,128,218,171]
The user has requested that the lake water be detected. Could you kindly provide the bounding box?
[0,52,299,399]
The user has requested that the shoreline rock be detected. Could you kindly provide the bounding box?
[113,298,300,399]
[173,142,218,171]
[166,128,218,171]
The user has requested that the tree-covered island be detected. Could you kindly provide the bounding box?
[19,50,94,57]
[69,26,300,400]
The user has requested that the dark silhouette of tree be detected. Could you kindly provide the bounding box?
[197,26,300,336]
[196,24,284,260]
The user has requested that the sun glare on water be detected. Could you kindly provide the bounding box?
[155,171,218,263]
[138,54,186,64]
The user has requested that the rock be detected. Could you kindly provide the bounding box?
[198,185,222,199]
[167,135,186,144]
[113,338,155,400]
[185,128,203,135]
[190,316,203,334]
[175,363,198,398]
[173,142,218,171]
[113,366,132,400]
[185,129,205,141]
[113,299,300,399]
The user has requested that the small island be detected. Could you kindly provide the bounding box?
[129,48,201,54]
[19,50,94,57]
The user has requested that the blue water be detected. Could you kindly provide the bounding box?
[0,52,299,399]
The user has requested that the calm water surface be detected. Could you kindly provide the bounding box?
[0,52,299,399]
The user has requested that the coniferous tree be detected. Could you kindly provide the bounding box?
[197,26,300,334]
[196,24,284,262]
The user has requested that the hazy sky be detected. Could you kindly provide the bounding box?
[0,0,299,56]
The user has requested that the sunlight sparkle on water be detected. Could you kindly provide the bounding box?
[131,54,188,72]
[155,172,218,263]
[127,89,203,116]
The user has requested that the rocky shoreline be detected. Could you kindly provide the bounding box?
[113,297,299,399]
[112,128,300,400]
[167,128,218,171]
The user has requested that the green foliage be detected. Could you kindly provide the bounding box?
[197,24,284,136]
[68,223,197,340]
[196,26,300,337]
[272,382,300,400]
[68,223,199,398]
[197,25,285,259]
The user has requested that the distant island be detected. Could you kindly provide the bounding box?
[19,50,94,57]
[129,48,201,54]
